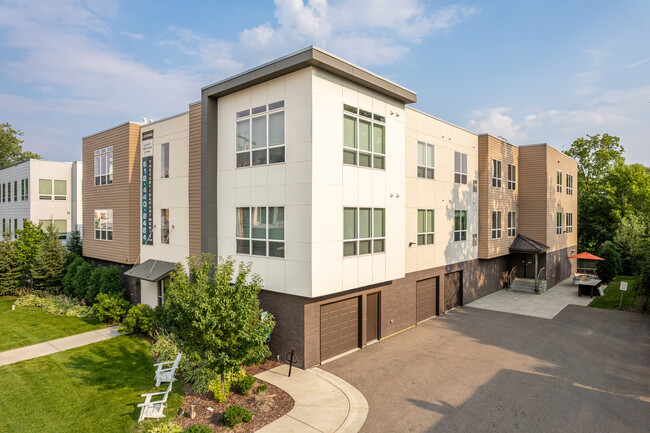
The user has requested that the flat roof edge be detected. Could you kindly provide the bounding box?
[407,106,477,136]
[141,111,189,128]
[83,121,139,140]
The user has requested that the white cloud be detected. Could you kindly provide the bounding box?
[467,107,526,143]
[625,58,648,69]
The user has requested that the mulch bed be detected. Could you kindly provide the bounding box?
[173,359,294,432]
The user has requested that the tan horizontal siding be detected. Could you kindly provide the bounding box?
[188,102,202,258]
[546,146,578,252]
[82,122,141,264]
[518,145,548,245]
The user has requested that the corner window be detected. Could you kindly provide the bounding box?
[39,179,52,200]
[417,209,434,245]
[507,164,516,190]
[557,170,563,193]
[454,210,467,241]
[236,207,284,257]
[556,212,563,235]
[566,174,573,195]
[508,211,516,237]
[343,207,385,256]
[236,101,285,167]
[161,209,169,244]
[491,160,502,188]
[454,152,467,184]
[161,142,169,178]
[94,146,113,186]
[343,105,385,170]
[417,141,434,179]
[491,211,502,239]
[566,212,573,234]
[94,209,113,241]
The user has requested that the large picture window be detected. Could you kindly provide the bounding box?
[454,210,467,241]
[343,207,385,256]
[236,206,284,257]
[236,101,285,167]
[417,141,434,179]
[417,209,434,245]
[491,211,502,239]
[94,209,113,241]
[492,159,502,188]
[161,209,169,244]
[507,164,516,190]
[94,146,113,186]
[454,152,467,184]
[508,211,516,237]
[343,105,386,170]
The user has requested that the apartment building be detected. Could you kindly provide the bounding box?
[83,46,577,368]
[0,159,82,241]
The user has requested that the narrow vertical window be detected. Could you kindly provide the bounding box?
[161,209,169,244]
[251,207,267,256]
[557,170,563,193]
[492,160,502,188]
[507,164,516,190]
[508,211,516,237]
[268,207,285,257]
[236,207,251,254]
[454,152,467,184]
[454,210,467,241]
[417,141,434,179]
[491,211,502,239]
[53,180,66,200]
[94,209,113,240]
[417,209,435,245]
[565,212,573,234]
[343,207,358,256]
[161,142,169,178]
[94,147,113,185]
[13,181,17,201]
[556,212,563,234]
[39,179,52,200]
[566,174,573,195]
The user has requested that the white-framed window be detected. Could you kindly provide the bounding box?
[94,209,113,241]
[161,209,169,244]
[492,159,502,188]
[557,170,563,193]
[454,210,467,241]
[417,209,434,245]
[507,164,516,190]
[158,277,169,307]
[566,174,573,195]
[566,212,573,234]
[236,101,285,167]
[417,141,434,179]
[38,179,66,200]
[491,211,502,239]
[556,212,563,235]
[161,142,170,178]
[236,207,284,257]
[508,211,516,237]
[343,207,385,256]
[94,146,113,186]
[454,152,467,184]
[343,104,386,170]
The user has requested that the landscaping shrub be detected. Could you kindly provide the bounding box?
[183,425,212,433]
[92,293,131,324]
[637,256,650,311]
[255,381,267,394]
[72,260,93,301]
[85,265,104,304]
[235,373,256,396]
[62,256,84,296]
[13,293,93,319]
[147,422,183,433]
[99,265,124,298]
[150,331,193,375]
[119,304,156,336]
[222,405,252,427]
[0,234,21,295]
[596,241,623,283]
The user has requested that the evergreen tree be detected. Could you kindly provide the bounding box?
[62,255,85,296]
[0,231,21,295]
[67,225,83,256]
[596,241,622,283]
[14,220,45,288]
[33,220,66,292]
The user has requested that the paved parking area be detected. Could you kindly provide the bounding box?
[321,305,650,433]
[465,277,593,318]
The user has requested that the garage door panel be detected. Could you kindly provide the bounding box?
[416,277,438,322]
[321,297,359,361]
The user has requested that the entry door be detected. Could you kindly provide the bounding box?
[416,277,439,322]
[366,293,379,343]
[320,297,359,361]
[444,271,463,311]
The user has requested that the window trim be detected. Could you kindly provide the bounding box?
[343,207,386,256]
[236,206,285,258]
[343,104,386,170]
[236,101,286,168]
[94,209,113,241]
[94,146,114,186]
[417,141,434,179]
[417,209,435,245]
[491,211,502,239]
[492,159,502,188]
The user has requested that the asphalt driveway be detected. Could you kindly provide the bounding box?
[321,305,650,433]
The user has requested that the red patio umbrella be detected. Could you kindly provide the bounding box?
[567,252,605,260]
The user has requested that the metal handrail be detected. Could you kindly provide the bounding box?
[508,266,517,289]
[537,267,546,282]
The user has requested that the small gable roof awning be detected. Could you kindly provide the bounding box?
[509,234,550,254]
[123,259,177,282]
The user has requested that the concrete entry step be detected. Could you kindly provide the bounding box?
[510,278,547,294]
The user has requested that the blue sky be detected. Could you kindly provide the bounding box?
[0,0,648,165]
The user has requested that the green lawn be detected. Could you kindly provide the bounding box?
[588,276,637,310]
[0,335,183,433]
[0,296,105,352]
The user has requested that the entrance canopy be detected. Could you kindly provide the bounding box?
[124,259,176,282]
[567,252,604,260]
[509,234,550,254]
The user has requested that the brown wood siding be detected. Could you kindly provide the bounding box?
[518,145,548,245]
[82,123,141,264]
[478,135,519,259]
[188,102,202,258]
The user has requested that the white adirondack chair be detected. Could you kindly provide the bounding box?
[154,353,181,387]
[137,382,173,422]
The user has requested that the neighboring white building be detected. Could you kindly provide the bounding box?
[0,159,82,241]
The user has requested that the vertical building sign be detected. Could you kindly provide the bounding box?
[142,155,153,245]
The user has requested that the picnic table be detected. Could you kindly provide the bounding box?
[578,278,602,298]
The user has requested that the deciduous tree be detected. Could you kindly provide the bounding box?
[0,123,41,168]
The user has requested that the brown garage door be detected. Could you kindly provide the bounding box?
[416,277,439,322]
[444,271,463,311]
[321,297,359,361]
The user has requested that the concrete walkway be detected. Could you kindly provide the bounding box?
[466,277,594,319]
[255,364,368,433]
[0,326,121,366]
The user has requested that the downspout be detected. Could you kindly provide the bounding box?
[534,254,539,293]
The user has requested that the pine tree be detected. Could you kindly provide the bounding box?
[0,231,21,295]
[33,220,66,292]
[67,225,83,256]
